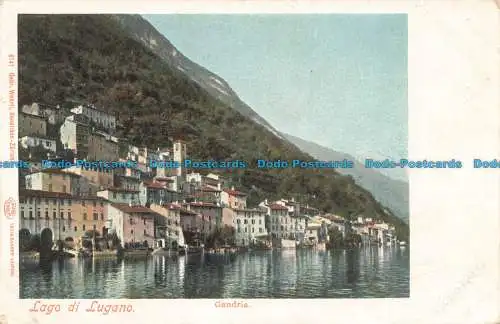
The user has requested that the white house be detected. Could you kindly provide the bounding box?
[232,208,267,247]
[70,104,116,132]
[59,115,90,158]
[97,188,140,205]
[20,136,57,153]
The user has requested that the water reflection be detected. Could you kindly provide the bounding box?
[20,247,409,299]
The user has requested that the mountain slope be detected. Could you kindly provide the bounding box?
[18,14,408,241]
[283,133,409,223]
[110,14,284,140]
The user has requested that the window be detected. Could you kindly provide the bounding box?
[259,228,263,233]
[144,229,146,235]
[68,200,72,206]
[62,226,65,232]
[251,219,255,225]
[74,226,77,232]
[93,213,98,221]
[83,225,86,231]
[48,184,52,192]
[37,211,40,218]
[143,219,146,225]
[53,211,56,219]
[60,212,64,219]
[29,211,33,219]
[93,201,96,207]
[259,219,262,225]
[93,225,96,230]
[68,212,72,219]
[45,211,48,219]
[100,202,104,207]
[237,228,241,233]
[244,228,247,233]
[237,219,240,224]
[82,200,86,206]
[130,229,134,234]
[112,192,117,199]
[252,228,255,233]
[100,213,104,220]
[83,213,87,220]
[21,210,24,218]
[244,219,247,224]
[60,199,64,206]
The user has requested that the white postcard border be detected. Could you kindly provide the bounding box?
[0,1,499,324]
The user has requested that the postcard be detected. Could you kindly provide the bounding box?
[0,1,498,324]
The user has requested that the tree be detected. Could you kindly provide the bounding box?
[328,227,344,248]
[205,225,235,248]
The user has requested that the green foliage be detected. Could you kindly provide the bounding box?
[327,227,344,248]
[18,14,409,242]
[205,225,235,248]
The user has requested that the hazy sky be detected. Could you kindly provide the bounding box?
[144,14,408,180]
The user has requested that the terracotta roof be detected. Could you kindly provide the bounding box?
[99,187,139,193]
[269,204,289,211]
[223,189,247,197]
[143,181,166,189]
[110,203,154,214]
[233,208,267,213]
[188,202,218,207]
[155,177,174,182]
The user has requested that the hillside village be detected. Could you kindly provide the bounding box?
[18,102,400,255]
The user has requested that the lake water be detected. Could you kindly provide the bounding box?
[20,246,409,299]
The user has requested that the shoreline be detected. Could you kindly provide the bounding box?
[19,243,408,262]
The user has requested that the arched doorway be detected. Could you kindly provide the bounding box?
[40,228,53,250]
[39,228,53,258]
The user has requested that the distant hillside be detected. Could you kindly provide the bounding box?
[283,133,409,223]
[18,14,408,241]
